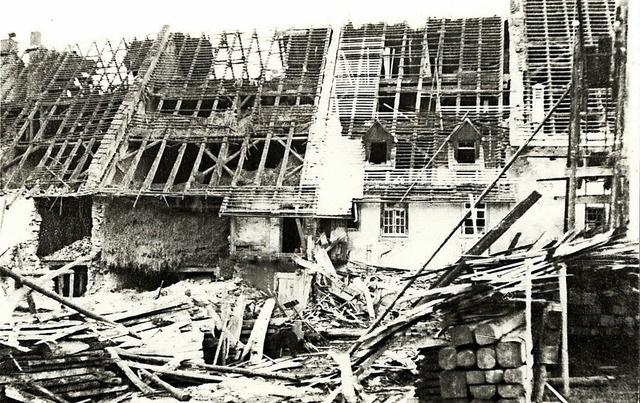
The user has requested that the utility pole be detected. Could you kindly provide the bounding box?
[561,0,587,397]
[566,0,586,232]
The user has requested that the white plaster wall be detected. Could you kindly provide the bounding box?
[0,194,41,267]
[348,201,512,271]
[502,157,568,245]
[231,216,281,253]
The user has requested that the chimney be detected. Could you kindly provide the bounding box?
[30,31,42,48]
[0,33,18,56]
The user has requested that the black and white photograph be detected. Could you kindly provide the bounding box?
[0,0,638,401]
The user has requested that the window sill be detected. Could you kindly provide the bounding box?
[380,234,408,239]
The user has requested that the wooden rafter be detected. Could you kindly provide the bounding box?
[277,125,295,186]
[231,136,250,186]
[120,132,153,190]
[184,142,206,192]
[67,137,97,182]
[163,143,188,192]
[210,137,230,186]
[140,139,167,191]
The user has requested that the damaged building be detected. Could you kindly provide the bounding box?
[0,0,638,401]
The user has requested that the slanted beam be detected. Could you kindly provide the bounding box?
[120,134,152,190]
[231,137,250,186]
[163,143,188,192]
[184,142,206,192]
[140,139,167,191]
[277,125,295,186]
[67,137,97,182]
[211,138,230,186]
[254,133,273,186]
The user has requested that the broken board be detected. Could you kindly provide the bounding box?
[241,298,275,364]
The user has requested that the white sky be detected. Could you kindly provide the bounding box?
[1,0,509,51]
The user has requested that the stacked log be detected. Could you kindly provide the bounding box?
[415,344,444,403]
[435,312,534,403]
[568,288,638,338]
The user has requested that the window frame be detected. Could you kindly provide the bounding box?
[381,203,409,237]
[462,202,487,236]
[584,204,607,233]
[456,140,478,164]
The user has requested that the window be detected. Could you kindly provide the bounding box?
[369,142,388,164]
[52,265,88,297]
[382,203,408,236]
[585,205,606,233]
[456,141,477,164]
[463,203,486,235]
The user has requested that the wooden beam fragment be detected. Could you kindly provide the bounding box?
[138,368,190,401]
[105,347,153,394]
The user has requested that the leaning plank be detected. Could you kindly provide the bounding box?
[241,298,275,363]
[138,368,190,401]
[332,353,358,403]
[105,347,153,394]
[226,295,247,350]
[474,311,525,346]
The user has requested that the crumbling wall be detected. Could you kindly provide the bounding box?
[35,197,92,257]
[101,197,229,271]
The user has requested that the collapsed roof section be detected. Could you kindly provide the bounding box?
[0,38,153,195]
[93,28,331,216]
[510,0,617,148]
[331,18,514,203]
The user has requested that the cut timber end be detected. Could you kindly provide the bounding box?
[474,311,525,345]
[438,346,458,370]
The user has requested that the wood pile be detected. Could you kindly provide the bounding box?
[436,319,534,402]
[0,276,311,402]
[345,231,638,402]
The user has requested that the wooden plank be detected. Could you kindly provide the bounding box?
[211,137,229,186]
[67,137,97,182]
[105,347,153,393]
[558,262,570,395]
[276,125,295,186]
[231,136,250,186]
[140,139,167,190]
[183,142,206,193]
[241,298,275,363]
[121,134,152,190]
[163,143,188,192]
[253,133,273,186]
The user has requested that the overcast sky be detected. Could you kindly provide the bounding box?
[1,0,509,51]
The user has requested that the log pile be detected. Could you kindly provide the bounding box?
[435,321,533,403]
[568,271,639,338]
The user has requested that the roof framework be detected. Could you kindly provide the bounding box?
[512,0,617,148]
[95,28,330,216]
[1,38,152,194]
[332,18,513,203]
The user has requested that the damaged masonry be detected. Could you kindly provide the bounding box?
[0,0,638,402]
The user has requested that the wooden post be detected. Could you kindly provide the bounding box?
[559,263,570,395]
[525,260,534,403]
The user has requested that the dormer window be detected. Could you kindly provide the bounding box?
[363,120,395,166]
[448,118,483,168]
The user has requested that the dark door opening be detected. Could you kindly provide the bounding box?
[282,217,301,253]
